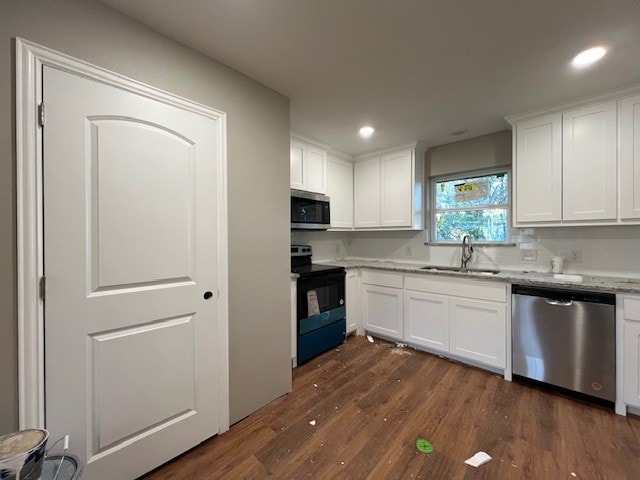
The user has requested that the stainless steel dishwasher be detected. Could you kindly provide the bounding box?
[512,285,615,402]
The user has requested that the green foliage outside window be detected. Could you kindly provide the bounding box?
[433,172,510,243]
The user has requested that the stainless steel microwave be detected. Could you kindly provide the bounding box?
[291,189,331,230]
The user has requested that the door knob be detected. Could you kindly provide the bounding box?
[204,291,213,300]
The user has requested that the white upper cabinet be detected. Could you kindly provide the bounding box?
[514,114,562,223]
[290,136,327,194]
[562,102,617,221]
[381,149,413,227]
[326,155,354,229]
[353,143,425,230]
[620,94,640,220]
[508,86,640,227]
[354,157,381,228]
[290,141,305,191]
[305,146,327,194]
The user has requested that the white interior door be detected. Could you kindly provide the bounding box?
[43,65,220,479]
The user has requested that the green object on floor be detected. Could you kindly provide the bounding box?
[416,438,433,454]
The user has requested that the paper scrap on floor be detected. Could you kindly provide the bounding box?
[465,451,492,468]
[367,335,374,343]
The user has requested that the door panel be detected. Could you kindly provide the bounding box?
[514,114,562,223]
[624,322,640,407]
[306,146,326,194]
[620,94,640,220]
[44,66,219,479]
[354,158,381,228]
[381,149,412,227]
[290,141,305,190]
[90,315,195,451]
[363,284,402,339]
[562,102,617,221]
[89,118,195,291]
[450,298,506,368]
[403,290,449,352]
[327,156,354,229]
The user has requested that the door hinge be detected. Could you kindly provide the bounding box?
[39,276,46,300]
[38,103,45,127]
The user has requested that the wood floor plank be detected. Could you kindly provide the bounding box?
[142,335,640,480]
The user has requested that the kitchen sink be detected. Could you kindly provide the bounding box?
[420,266,500,276]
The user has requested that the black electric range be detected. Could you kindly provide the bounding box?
[291,245,346,364]
[291,245,344,275]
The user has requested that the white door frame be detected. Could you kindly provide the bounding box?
[15,38,230,433]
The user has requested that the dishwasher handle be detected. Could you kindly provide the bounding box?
[544,298,573,307]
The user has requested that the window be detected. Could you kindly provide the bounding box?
[431,169,510,244]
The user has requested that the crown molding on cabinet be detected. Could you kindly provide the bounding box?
[354,140,429,161]
[505,83,640,125]
[290,131,335,151]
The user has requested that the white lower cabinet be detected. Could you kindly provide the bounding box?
[291,278,297,367]
[346,270,360,334]
[403,290,449,353]
[624,322,640,407]
[622,295,640,409]
[362,270,508,373]
[363,284,403,340]
[449,297,506,369]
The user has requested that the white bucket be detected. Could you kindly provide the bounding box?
[0,429,49,480]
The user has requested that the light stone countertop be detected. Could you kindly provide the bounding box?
[314,258,640,295]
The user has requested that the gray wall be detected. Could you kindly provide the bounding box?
[0,0,292,434]
[426,130,512,177]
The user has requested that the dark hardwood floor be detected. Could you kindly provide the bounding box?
[143,335,640,479]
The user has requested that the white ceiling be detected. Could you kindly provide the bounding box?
[100,0,640,156]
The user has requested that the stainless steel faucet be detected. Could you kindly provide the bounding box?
[461,234,473,270]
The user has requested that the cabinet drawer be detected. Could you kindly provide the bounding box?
[404,274,507,303]
[623,296,640,323]
[362,269,403,288]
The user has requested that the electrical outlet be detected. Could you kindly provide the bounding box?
[406,245,412,256]
[570,249,582,263]
[520,249,537,262]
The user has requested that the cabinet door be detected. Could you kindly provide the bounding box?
[624,322,640,407]
[381,149,412,227]
[305,146,327,194]
[290,141,305,191]
[514,114,562,223]
[563,101,617,221]
[346,270,360,334]
[403,290,449,353]
[620,94,640,220]
[327,156,354,229]
[449,297,506,368]
[291,279,297,365]
[362,284,403,340]
[354,158,381,228]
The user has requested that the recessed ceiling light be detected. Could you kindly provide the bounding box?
[359,126,375,138]
[572,46,607,68]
